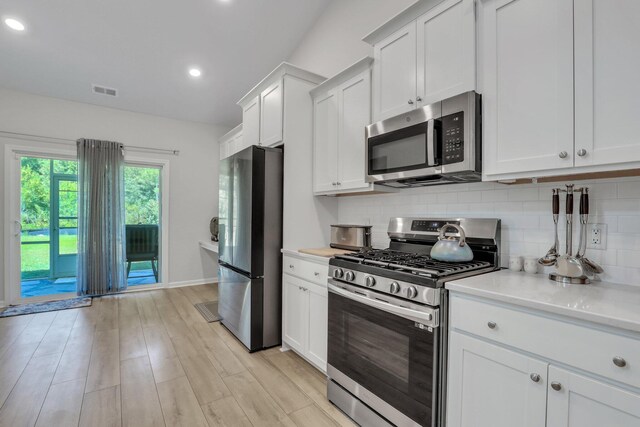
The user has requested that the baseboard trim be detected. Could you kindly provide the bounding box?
[166,277,217,288]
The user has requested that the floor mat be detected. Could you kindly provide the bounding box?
[0,297,92,317]
[194,301,221,322]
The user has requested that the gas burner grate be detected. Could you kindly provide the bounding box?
[336,249,492,277]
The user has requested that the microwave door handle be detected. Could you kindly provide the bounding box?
[427,119,435,166]
[328,282,438,327]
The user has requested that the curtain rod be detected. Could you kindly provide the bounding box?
[0,130,180,155]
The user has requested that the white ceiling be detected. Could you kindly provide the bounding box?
[0,0,331,127]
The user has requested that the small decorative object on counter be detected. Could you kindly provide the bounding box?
[430,224,474,262]
[524,256,539,274]
[540,185,604,285]
[209,217,219,242]
[509,255,524,272]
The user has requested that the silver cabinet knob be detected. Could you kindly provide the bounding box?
[551,382,562,391]
[487,321,497,329]
[389,282,400,294]
[289,264,294,269]
[416,96,422,102]
[333,268,343,279]
[613,356,627,368]
[337,182,341,186]
[577,148,587,157]
[365,276,376,288]
[559,151,568,159]
[530,373,541,383]
[314,272,320,277]
[408,99,414,105]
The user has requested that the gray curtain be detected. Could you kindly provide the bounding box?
[76,139,127,295]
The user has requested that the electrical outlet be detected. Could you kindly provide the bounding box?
[587,223,607,250]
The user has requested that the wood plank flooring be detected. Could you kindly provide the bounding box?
[0,285,356,427]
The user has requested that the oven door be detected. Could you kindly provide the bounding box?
[327,281,440,427]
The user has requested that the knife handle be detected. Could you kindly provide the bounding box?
[566,190,573,215]
[582,189,589,216]
[552,189,559,216]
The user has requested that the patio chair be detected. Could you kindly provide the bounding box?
[125,224,159,282]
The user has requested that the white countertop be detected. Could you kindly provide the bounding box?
[281,248,331,264]
[199,240,219,253]
[446,270,640,334]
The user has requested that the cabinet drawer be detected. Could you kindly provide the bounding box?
[450,295,640,390]
[283,255,328,286]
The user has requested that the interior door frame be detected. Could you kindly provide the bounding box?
[4,142,171,305]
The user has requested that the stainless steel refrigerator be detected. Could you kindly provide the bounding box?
[217,145,283,351]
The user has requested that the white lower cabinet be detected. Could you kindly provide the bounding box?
[282,254,328,372]
[448,294,640,427]
[447,331,548,427]
[547,366,640,427]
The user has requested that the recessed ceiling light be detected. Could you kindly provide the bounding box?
[188,68,202,78]
[4,18,25,31]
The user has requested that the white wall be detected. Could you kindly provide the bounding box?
[0,88,226,302]
[338,178,640,287]
[287,0,416,77]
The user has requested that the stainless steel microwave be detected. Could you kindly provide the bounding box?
[365,91,481,188]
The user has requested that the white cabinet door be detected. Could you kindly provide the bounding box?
[313,90,339,193]
[547,366,640,427]
[337,71,371,192]
[416,0,475,106]
[242,96,260,147]
[233,131,246,153]
[372,22,417,122]
[306,283,328,371]
[219,140,229,160]
[260,80,284,146]
[574,0,640,167]
[447,332,548,427]
[482,0,574,176]
[283,275,307,353]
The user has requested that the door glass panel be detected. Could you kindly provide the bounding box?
[125,165,161,286]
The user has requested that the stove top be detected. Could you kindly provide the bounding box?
[328,217,501,306]
[335,249,492,278]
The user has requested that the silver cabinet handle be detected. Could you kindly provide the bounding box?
[530,373,541,383]
[416,96,422,102]
[289,264,294,269]
[559,151,568,159]
[613,356,627,368]
[408,99,414,105]
[487,321,497,329]
[551,382,562,391]
[577,149,588,157]
[314,272,320,277]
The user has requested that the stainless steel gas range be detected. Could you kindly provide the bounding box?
[327,217,501,427]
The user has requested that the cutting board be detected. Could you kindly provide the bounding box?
[298,247,355,258]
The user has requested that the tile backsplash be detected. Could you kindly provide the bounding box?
[337,177,640,286]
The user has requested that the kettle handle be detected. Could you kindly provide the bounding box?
[438,224,467,247]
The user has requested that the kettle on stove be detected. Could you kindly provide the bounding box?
[430,224,474,262]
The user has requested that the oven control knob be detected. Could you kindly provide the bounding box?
[389,282,400,294]
[333,268,344,279]
[344,271,355,281]
[405,286,418,299]
[365,276,376,287]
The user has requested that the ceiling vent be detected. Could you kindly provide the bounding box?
[92,84,118,97]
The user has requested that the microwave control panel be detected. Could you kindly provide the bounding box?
[442,111,464,165]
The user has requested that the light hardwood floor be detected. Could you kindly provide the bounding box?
[0,285,356,427]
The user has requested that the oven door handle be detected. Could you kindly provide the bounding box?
[328,282,438,327]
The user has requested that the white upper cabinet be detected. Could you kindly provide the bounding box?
[416,0,476,106]
[313,89,339,193]
[237,62,325,150]
[218,124,243,160]
[366,0,476,122]
[372,23,417,121]
[242,96,260,147]
[482,0,574,177]
[259,80,284,146]
[547,366,640,427]
[311,58,386,196]
[574,0,640,168]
